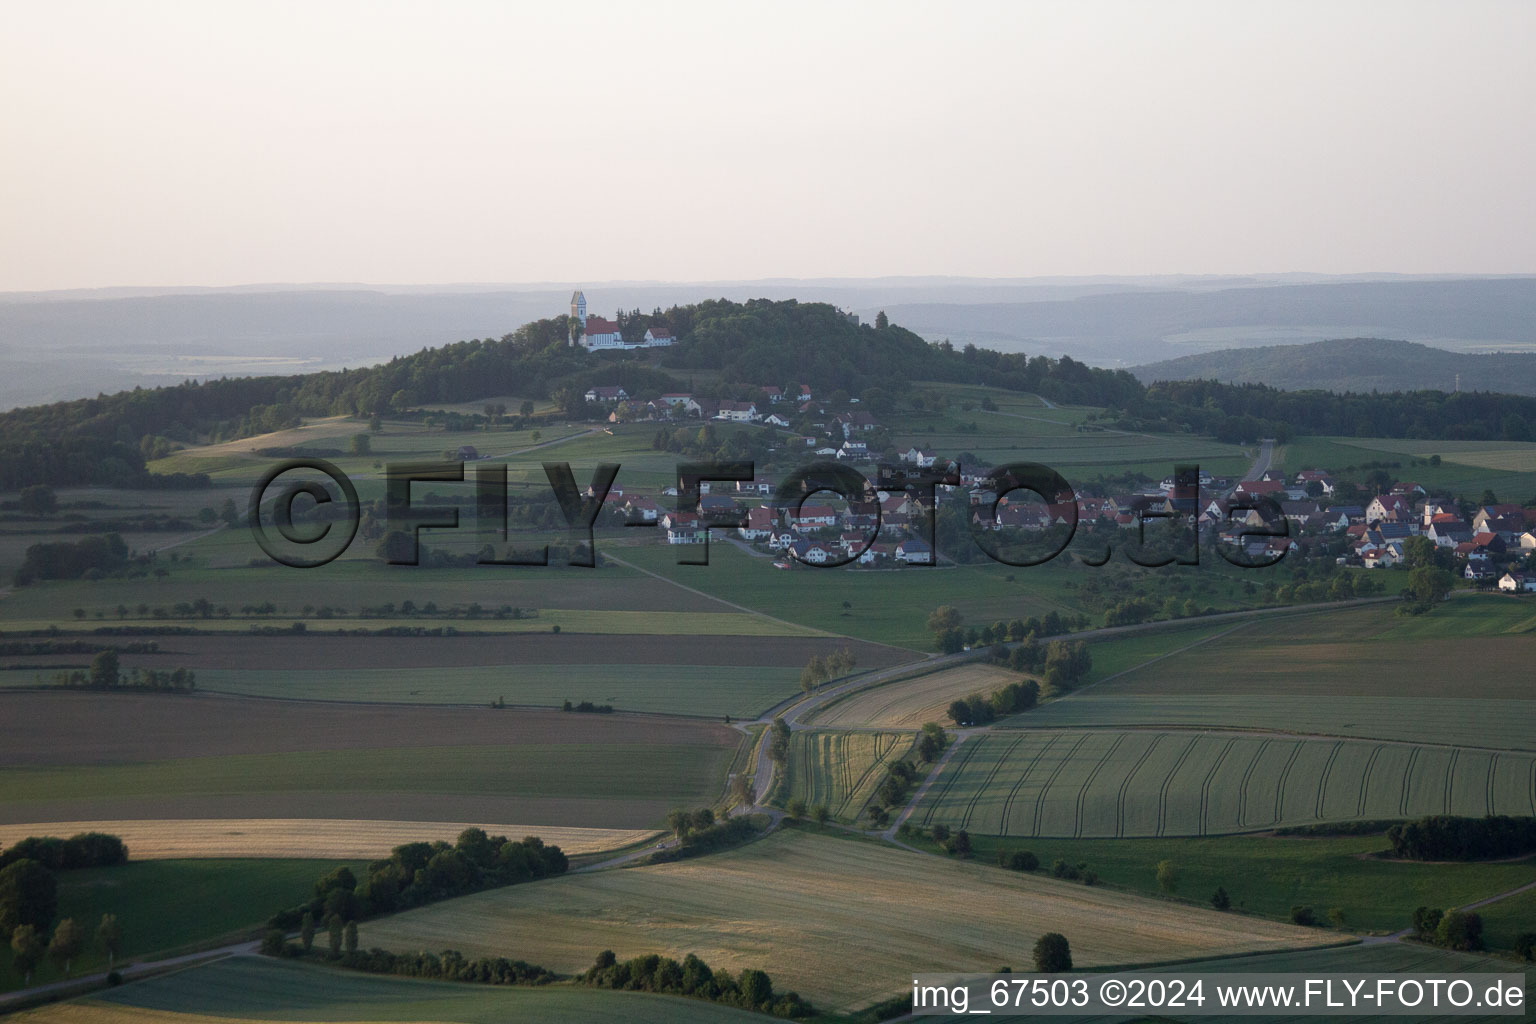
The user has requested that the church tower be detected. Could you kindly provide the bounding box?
[568,289,588,347]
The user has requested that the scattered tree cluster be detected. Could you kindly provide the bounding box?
[1412,907,1484,951]
[581,948,814,1018]
[799,647,857,694]
[946,679,1038,727]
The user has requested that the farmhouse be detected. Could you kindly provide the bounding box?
[584,385,629,403]
[715,401,759,423]
[641,327,675,346]
[1499,571,1536,592]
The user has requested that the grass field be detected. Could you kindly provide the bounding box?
[0,693,740,830]
[1274,435,1536,500]
[184,664,803,718]
[915,731,1536,837]
[0,860,355,992]
[779,731,916,821]
[1476,884,1536,953]
[953,832,1536,935]
[0,820,653,861]
[14,955,762,1023]
[808,663,1022,729]
[361,828,1317,1013]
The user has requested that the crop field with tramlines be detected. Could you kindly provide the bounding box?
[914,730,1536,838]
[779,730,915,821]
[807,662,1023,729]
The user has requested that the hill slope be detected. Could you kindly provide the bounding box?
[1133,337,1536,395]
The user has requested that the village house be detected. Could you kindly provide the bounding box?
[584,385,629,403]
[1498,571,1536,593]
[714,401,759,423]
[895,536,934,564]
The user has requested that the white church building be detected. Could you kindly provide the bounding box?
[568,290,676,351]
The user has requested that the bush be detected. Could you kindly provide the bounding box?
[260,929,287,956]
[1211,886,1231,911]
[1515,932,1535,962]
[1007,851,1039,872]
[106,970,123,986]
[1433,911,1483,952]
[1032,932,1072,973]
[1290,905,1316,927]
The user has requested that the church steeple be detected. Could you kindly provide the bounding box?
[570,290,587,325]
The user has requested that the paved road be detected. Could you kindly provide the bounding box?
[1245,437,1276,481]
[0,943,255,1014]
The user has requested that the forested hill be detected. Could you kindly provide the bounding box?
[2,298,1535,490]
[1133,337,1536,396]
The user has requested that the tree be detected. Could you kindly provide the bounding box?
[0,859,58,935]
[1156,860,1179,893]
[1434,910,1483,951]
[1407,566,1453,606]
[1210,886,1231,911]
[47,918,83,976]
[1008,851,1038,872]
[786,798,808,820]
[927,605,963,638]
[1515,931,1535,962]
[1032,932,1072,972]
[220,497,239,525]
[344,919,358,954]
[96,914,122,967]
[18,485,57,516]
[812,804,830,825]
[875,310,889,330]
[349,433,371,455]
[947,829,972,858]
[1290,905,1316,927]
[520,400,535,418]
[327,914,343,958]
[666,808,693,839]
[300,911,315,952]
[88,649,119,688]
[10,924,44,985]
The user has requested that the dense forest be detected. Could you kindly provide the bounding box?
[2,298,1533,489]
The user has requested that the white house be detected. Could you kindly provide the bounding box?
[642,327,676,347]
[1498,572,1536,592]
[895,537,933,564]
[584,385,629,403]
[715,401,758,423]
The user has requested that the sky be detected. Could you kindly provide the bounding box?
[2,1,1534,291]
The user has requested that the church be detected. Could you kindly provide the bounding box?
[567,290,675,351]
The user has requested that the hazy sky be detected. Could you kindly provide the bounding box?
[3,1,1534,290]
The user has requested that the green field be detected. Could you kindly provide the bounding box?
[779,731,916,821]
[185,664,801,718]
[915,731,1536,837]
[953,832,1536,935]
[17,955,762,1023]
[1,860,353,992]
[361,828,1315,1013]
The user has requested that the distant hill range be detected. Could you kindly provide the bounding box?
[1132,338,1536,396]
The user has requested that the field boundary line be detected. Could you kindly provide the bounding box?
[888,732,974,834]
[1444,748,1459,814]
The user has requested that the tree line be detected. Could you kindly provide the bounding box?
[582,948,813,1018]
[268,830,567,933]
[1387,815,1536,861]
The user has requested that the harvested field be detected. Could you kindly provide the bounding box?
[362,828,1319,1013]
[917,730,1536,837]
[0,819,654,860]
[809,662,1022,728]
[781,731,915,821]
[13,957,761,1023]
